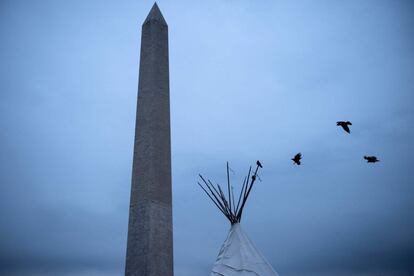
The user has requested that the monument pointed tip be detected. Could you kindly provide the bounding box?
[144,2,167,26]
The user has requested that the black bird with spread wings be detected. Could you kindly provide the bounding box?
[292,153,302,165]
[337,121,352,133]
[364,156,380,163]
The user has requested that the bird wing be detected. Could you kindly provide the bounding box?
[365,156,378,162]
[342,124,350,133]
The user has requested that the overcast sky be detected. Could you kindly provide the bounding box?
[1,0,413,275]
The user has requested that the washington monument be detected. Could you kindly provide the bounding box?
[125,3,173,276]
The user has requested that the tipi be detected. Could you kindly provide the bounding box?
[198,161,279,276]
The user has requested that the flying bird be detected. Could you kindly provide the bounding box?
[337,121,352,133]
[292,153,302,165]
[256,160,263,168]
[364,156,380,163]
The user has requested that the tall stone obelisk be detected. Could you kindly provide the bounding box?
[125,3,173,276]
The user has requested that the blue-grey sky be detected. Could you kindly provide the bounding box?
[1,0,414,275]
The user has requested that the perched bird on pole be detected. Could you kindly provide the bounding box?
[337,121,352,133]
[364,156,380,163]
[292,153,302,165]
[256,160,263,168]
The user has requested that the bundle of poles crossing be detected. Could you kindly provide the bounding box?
[197,160,263,224]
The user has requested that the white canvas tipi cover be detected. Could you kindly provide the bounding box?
[211,223,279,276]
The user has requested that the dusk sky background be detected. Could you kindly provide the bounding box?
[1,0,414,275]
